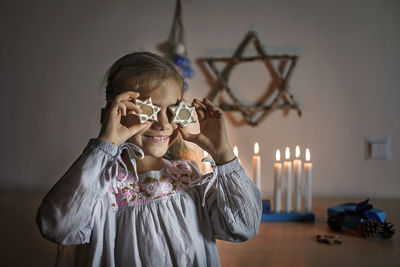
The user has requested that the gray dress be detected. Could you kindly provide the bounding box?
[37,138,262,267]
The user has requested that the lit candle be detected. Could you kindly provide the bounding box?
[252,142,261,192]
[203,151,212,174]
[283,147,292,212]
[273,149,282,212]
[304,148,313,212]
[293,146,302,212]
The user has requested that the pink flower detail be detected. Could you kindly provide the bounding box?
[147,185,155,191]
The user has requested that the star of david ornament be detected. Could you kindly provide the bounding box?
[131,97,161,123]
[203,31,301,126]
[169,100,196,128]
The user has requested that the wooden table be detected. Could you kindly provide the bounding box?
[0,192,398,266]
[217,198,400,267]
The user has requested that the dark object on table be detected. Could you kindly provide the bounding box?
[316,234,342,245]
[327,199,395,239]
[358,220,396,239]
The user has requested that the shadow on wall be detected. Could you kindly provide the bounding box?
[0,191,56,266]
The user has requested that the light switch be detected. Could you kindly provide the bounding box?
[367,137,391,160]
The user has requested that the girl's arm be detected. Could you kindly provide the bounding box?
[180,98,262,241]
[196,158,262,241]
[37,91,149,245]
[36,138,118,245]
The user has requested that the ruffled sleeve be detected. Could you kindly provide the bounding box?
[190,158,262,242]
[36,138,143,246]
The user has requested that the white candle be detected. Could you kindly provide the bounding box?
[202,151,212,174]
[304,148,313,212]
[283,147,292,212]
[252,142,261,192]
[293,146,302,212]
[273,149,282,213]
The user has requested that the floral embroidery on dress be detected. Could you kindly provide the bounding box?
[108,159,200,207]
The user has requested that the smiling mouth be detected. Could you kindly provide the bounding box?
[145,135,170,143]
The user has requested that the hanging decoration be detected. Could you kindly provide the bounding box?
[166,0,194,91]
[202,31,301,126]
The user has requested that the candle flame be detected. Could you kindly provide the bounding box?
[295,145,300,158]
[285,147,290,160]
[306,148,311,161]
[276,149,281,161]
[254,142,259,154]
[233,146,238,157]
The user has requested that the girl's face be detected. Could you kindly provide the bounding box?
[122,79,183,158]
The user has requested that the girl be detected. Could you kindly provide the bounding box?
[37,52,262,267]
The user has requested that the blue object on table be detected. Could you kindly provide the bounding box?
[262,199,271,214]
[261,212,315,222]
[327,201,386,230]
[260,199,315,222]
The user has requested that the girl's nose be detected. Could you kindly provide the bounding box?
[152,110,172,131]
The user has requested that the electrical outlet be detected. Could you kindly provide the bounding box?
[366,137,391,160]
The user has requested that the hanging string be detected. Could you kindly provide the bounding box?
[168,0,186,56]
[167,0,194,90]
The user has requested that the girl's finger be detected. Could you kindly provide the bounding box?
[103,104,121,127]
[127,121,152,135]
[121,100,142,115]
[194,98,207,110]
[117,102,127,116]
[203,98,223,116]
[110,103,121,117]
[115,91,140,103]
[203,98,218,110]
[194,99,210,119]
[192,101,205,121]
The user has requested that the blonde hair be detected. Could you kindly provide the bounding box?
[104,52,184,101]
[102,51,191,161]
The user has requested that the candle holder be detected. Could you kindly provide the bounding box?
[261,200,315,222]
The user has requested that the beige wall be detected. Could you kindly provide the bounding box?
[1,0,399,198]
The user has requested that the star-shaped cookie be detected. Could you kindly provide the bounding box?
[132,97,161,123]
[169,100,196,128]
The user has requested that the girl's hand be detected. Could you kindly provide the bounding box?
[98,91,151,146]
[179,98,235,165]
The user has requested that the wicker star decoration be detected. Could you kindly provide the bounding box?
[203,31,301,126]
[132,97,161,123]
[169,100,196,128]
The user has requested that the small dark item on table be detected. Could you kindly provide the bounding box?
[316,234,342,245]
